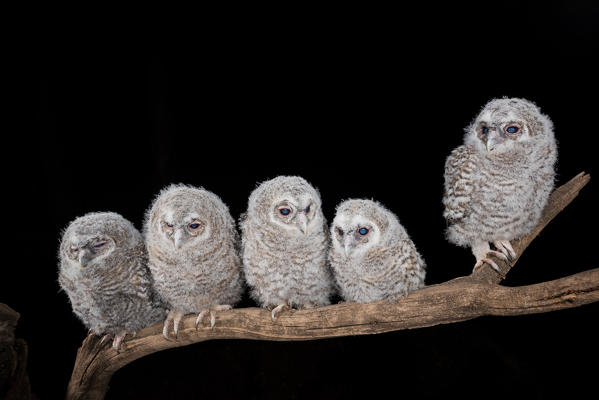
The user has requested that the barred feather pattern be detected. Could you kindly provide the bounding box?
[144,185,243,314]
[443,98,557,248]
[328,199,426,303]
[241,176,334,308]
[58,212,165,336]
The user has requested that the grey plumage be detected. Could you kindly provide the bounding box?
[58,212,165,351]
[328,199,426,303]
[144,184,243,337]
[240,176,334,318]
[443,97,557,271]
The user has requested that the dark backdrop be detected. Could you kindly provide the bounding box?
[11,2,599,399]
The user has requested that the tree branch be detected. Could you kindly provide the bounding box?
[66,172,593,400]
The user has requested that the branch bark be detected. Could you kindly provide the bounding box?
[66,172,594,400]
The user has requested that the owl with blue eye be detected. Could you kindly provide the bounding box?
[240,176,334,319]
[443,98,557,272]
[328,199,426,303]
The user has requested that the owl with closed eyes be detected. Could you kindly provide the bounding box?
[443,98,557,272]
[328,199,426,303]
[58,212,165,352]
[144,185,243,338]
[240,176,334,319]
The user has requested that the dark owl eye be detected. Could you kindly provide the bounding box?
[505,125,520,134]
[279,208,291,216]
[71,246,79,253]
[305,205,311,213]
[358,227,369,236]
[337,227,344,236]
[188,223,201,230]
[92,241,106,249]
[166,222,173,228]
[482,126,489,134]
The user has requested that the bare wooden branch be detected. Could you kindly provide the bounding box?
[66,172,593,400]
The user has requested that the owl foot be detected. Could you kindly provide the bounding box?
[493,240,516,260]
[471,241,504,273]
[473,258,500,273]
[195,304,233,330]
[112,330,135,353]
[162,310,184,340]
[271,303,289,321]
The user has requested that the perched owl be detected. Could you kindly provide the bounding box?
[443,98,557,271]
[328,199,426,303]
[58,212,165,352]
[240,176,334,319]
[144,184,243,338]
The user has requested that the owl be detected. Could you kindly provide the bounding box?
[328,199,426,303]
[58,212,165,352]
[144,184,243,338]
[240,176,334,319]
[443,97,557,271]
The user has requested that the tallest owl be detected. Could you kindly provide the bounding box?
[443,98,557,272]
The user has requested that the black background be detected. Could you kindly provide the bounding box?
[9,1,599,398]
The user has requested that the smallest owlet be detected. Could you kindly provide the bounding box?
[58,212,165,352]
[328,199,426,303]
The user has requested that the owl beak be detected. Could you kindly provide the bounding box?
[173,229,185,249]
[78,249,91,268]
[486,137,497,152]
[297,213,308,235]
[344,236,353,257]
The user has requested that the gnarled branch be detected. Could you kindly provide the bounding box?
[66,172,594,400]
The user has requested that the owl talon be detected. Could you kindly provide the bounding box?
[488,250,509,261]
[112,330,134,353]
[494,240,516,260]
[473,258,500,273]
[195,310,210,329]
[271,303,289,321]
[162,310,184,339]
[100,334,112,345]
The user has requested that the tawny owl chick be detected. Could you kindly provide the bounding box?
[443,98,557,271]
[328,199,426,303]
[58,212,165,352]
[144,185,243,338]
[240,176,334,319]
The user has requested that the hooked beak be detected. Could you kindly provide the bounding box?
[296,213,308,235]
[486,137,497,152]
[173,228,185,249]
[344,236,353,257]
[78,249,91,268]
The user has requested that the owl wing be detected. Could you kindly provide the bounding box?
[442,145,478,225]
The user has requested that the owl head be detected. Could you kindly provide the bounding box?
[464,98,554,154]
[247,176,323,236]
[59,212,141,271]
[331,199,396,258]
[145,184,231,251]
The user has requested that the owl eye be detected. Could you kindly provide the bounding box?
[71,246,79,253]
[92,241,107,249]
[481,126,489,134]
[358,227,369,236]
[505,125,520,135]
[165,222,173,228]
[188,222,201,230]
[279,208,291,216]
[305,205,311,213]
[337,227,344,236]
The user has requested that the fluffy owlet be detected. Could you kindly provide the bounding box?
[328,199,426,303]
[240,176,334,319]
[58,212,165,352]
[443,98,557,271]
[144,185,243,338]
